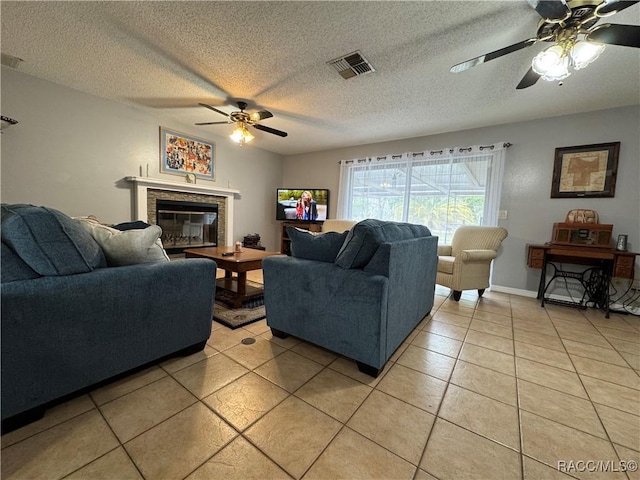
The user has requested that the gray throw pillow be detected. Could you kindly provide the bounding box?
[77,218,170,266]
[287,227,348,263]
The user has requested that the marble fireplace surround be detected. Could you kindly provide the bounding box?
[125,176,240,247]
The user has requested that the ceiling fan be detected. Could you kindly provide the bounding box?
[196,101,288,145]
[450,0,640,89]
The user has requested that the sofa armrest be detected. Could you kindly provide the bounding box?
[385,236,438,348]
[1,259,216,420]
[263,255,389,367]
[457,249,497,263]
[438,245,452,256]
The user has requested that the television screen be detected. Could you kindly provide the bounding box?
[276,188,329,221]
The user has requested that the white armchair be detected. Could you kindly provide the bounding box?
[322,219,357,233]
[437,225,508,301]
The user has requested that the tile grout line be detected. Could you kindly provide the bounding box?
[86,391,147,480]
[514,300,593,479]
[243,349,394,480]
[102,347,255,479]
[168,330,301,480]
[291,322,442,479]
[567,311,640,390]
[510,295,527,480]
[238,333,383,479]
[580,313,640,375]
[413,293,475,480]
[546,307,629,475]
[440,300,640,461]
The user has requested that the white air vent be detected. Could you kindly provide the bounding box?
[328,51,375,79]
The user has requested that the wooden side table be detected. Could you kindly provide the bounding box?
[184,247,280,308]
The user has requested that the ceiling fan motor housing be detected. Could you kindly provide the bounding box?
[196,101,288,138]
[537,2,600,40]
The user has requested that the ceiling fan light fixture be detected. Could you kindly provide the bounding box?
[570,40,605,69]
[532,45,564,74]
[532,45,571,80]
[542,56,571,81]
[230,122,254,145]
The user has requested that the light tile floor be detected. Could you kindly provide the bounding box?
[2,282,640,480]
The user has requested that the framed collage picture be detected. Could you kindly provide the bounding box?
[160,127,215,180]
[550,142,620,198]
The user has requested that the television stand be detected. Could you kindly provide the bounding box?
[280,222,323,255]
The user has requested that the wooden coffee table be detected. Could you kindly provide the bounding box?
[184,247,280,308]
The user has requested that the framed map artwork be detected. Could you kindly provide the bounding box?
[160,127,215,180]
[550,142,620,198]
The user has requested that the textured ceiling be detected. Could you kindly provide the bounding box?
[2,1,639,155]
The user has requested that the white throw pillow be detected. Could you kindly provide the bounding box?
[76,218,170,266]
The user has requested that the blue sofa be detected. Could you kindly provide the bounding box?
[263,219,438,377]
[1,204,217,431]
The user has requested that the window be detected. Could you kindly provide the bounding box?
[337,143,507,244]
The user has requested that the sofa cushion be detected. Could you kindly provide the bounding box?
[77,218,170,266]
[1,204,106,276]
[335,219,431,269]
[1,241,42,283]
[288,227,348,263]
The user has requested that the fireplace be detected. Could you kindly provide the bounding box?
[126,176,239,248]
[156,199,218,252]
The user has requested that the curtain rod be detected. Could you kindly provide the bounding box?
[427,142,512,155]
[339,142,512,163]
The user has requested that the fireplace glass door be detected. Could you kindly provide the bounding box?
[156,200,218,251]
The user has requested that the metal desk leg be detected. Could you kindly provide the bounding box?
[603,260,613,319]
[538,253,548,304]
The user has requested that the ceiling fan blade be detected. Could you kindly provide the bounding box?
[251,110,274,121]
[253,123,288,137]
[195,121,229,125]
[526,0,571,20]
[450,38,537,73]
[198,103,229,118]
[587,24,640,48]
[596,0,639,15]
[516,67,542,89]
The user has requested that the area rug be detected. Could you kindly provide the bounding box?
[213,301,266,329]
[213,280,266,329]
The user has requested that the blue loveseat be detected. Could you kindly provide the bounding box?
[1,204,217,432]
[263,219,438,377]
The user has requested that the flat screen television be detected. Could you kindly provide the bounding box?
[276,188,329,222]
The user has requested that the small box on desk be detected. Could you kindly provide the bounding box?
[552,223,613,247]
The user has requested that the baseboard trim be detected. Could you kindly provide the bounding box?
[490,285,590,305]
[490,285,537,298]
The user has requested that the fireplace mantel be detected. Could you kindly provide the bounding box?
[125,176,240,245]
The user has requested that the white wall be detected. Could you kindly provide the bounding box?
[1,67,284,250]
[282,105,640,294]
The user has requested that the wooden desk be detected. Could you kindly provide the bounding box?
[526,244,638,318]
